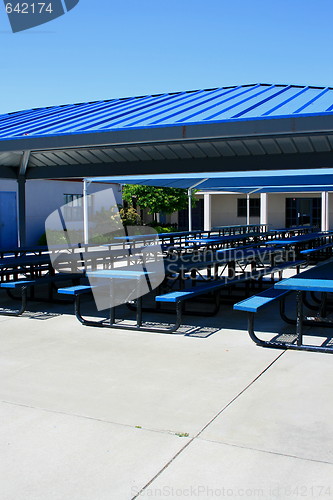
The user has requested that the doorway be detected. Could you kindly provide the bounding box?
[285,197,321,228]
[0,192,18,248]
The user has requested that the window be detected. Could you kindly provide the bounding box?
[237,198,260,218]
[63,194,94,221]
[64,194,83,221]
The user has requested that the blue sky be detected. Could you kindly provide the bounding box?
[0,0,333,114]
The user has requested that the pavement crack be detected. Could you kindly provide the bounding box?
[0,399,175,437]
[197,437,333,466]
[131,351,286,499]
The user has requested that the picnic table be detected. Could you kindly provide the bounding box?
[269,226,316,238]
[0,253,54,280]
[114,227,272,250]
[58,243,301,333]
[234,259,333,354]
[265,231,333,259]
[274,261,333,353]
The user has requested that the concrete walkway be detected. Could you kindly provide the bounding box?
[0,296,332,499]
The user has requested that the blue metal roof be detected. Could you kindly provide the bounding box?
[88,168,333,193]
[1,83,333,140]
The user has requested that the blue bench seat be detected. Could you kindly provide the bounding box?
[0,273,81,316]
[156,260,304,305]
[234,288,290,312]
[58,285,95,296]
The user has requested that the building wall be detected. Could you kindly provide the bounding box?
[202,192,325,229]
[0,180,121,246]
[211,193,260,227]
[267,193,321,228]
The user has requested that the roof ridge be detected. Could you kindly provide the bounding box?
[3,83,333,117]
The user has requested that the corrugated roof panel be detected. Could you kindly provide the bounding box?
[292,136,314,153]
[0,100,121,138]
[231,86,293,118]
[152,145,179,160]
[181,85,262,122]
[29,156,49,167]
[100,149,127,162]
[63,150,94,164]
[138,146,164,161]
[150,86,249,125]
[300,89,333,114]
[202,85,277,121]
[50,93,185,134]
[101,89,209,129]
[327,136,333,149]
[309,135,331,152]
[244,86,311,117]
[242,140,266,155]
[227,140,251,156]
[113,147,140,162]
[182,143,207,158]
[259,139,282,154]
[85,149,116,163]
[124,146,151,161]
[195,142,220,157]
[211,141,236,156]
[1,84,333,140]
[80,93,191,133]
[275,138,298,154]
[166,144,193,159]
[51,151,83,165]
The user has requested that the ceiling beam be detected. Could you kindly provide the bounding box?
[25,150,333,180]
[0,165,17,179]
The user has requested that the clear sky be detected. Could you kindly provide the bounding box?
[0,0,333,114]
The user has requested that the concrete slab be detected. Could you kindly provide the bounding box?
[143,439,333,500]
[201,350,333,463]
[0,304,280,435]
[0,401,187,500]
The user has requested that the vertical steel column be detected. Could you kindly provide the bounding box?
[188,188,192,232]
[321,191,329,231]
[17,176,26,247]
[17,151,30,248]
[203,193,212,231]
[246,193,250,226]
[260,193,268,227]
[83,179,89,244]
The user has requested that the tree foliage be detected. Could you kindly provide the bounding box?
[122,184,197,215]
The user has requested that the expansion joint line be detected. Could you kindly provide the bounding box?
[131,350,286,500]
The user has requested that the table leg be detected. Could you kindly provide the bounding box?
[109,277,116,325]
[296,290,304,347]
[136,296,143,327]
[319,292,327,318]
[228,261,235,279]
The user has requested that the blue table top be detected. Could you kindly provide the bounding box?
[275,261,333,292]
[87,270,150,279]
[114,230,207,241]
[267,231,333,246]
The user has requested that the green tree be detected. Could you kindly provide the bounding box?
[122,185,197,222]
